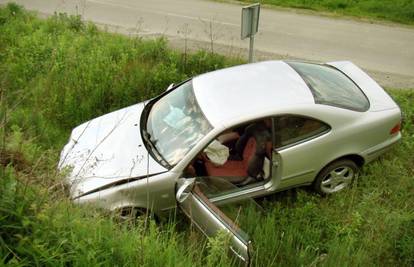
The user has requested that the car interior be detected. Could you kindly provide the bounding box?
[185,118,273,187]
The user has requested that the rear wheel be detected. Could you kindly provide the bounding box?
[314,159,359,195]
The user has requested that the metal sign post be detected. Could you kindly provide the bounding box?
[241,3,260,63]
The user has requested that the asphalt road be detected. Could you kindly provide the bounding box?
[2,0,414,88]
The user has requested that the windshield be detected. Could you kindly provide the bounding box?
[145,80,212,166]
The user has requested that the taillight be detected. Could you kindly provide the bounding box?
[390,122,401,135]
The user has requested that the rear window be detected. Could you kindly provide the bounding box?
[288,62,369,111]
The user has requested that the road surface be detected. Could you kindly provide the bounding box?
[2,0,413,88]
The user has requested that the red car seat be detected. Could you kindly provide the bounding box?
[205,137,258,179]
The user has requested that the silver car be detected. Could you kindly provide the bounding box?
[59,60,401,265]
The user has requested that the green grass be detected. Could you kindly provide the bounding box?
[1,4,413,266]
[234,0,414,25]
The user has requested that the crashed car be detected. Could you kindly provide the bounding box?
[59,60,401,265]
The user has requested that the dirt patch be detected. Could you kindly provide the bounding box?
[0,149,30,172]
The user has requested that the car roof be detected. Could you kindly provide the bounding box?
[193,60,315,128]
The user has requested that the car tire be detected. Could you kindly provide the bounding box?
[117,207,151,222]
[313,159,359,195]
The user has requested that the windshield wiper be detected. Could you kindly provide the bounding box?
[141,102,169,167]
[142,129,169,168]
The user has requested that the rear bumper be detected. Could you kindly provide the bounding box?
[360,132,401,163]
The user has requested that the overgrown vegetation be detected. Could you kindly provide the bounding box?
[1,4,413,266]
[235,0,414,25]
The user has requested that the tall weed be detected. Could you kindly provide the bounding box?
[0,4,413,266]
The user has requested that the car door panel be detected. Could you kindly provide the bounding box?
[176,178,251,266]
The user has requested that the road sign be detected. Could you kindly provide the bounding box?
[241,3,260,63]
[241,3,260,40]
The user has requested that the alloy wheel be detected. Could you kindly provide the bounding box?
[320,166,355,194]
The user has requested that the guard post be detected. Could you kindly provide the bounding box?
[241,3,260,63]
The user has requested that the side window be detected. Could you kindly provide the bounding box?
[273,116,330,148]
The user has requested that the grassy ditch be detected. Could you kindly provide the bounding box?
[1,4,413,266]
[234,0,414,25]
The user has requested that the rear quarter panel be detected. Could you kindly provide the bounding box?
[275,104,400,188]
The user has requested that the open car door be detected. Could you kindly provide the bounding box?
[176,177,253,266]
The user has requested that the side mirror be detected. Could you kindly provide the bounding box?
[166,83,175,91]
[176,178,195,203]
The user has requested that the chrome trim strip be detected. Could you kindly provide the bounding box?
[230,245,246,262]
[73,171,165,200]
[367,142,396,156]
[209,184,265,203]
[282,169,314,180]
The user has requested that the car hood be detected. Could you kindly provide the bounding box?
[58,102,167,198]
